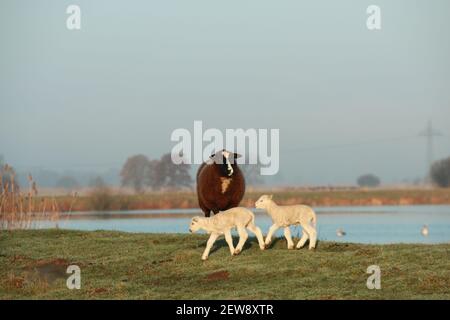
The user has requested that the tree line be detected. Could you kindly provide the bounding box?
[2,153,450,193]
[120,153,192,193]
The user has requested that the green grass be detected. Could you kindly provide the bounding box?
[1,230,449,299]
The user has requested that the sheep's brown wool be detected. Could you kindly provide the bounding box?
[196,150,245,217]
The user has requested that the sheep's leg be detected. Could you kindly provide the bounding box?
[303,224,317,250]
[284,227,294,249]
[296,229,309,249]
[224,230,235,256]
[247,223,266,250]
[202,233,219,260]
[198,201,211,217]
[265,224,279,246]
[234,226,248,255]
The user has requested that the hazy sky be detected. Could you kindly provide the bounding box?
[1,0,449,185]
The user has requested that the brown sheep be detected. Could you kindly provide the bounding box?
[196,149,245,217]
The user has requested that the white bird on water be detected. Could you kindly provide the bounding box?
[336,228,346,237]
[421,225,429,237]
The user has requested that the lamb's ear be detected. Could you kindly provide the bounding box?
[233,153,242,159]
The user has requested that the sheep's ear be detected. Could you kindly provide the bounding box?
[233,153,242,159]
[269,194,273,199]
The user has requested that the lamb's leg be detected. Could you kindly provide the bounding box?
[303,224,317,250]
[284,227,294,249]
[224,230,235,256]
[202,233,219,260]
[234,226,248,255]
[265,224,279,246]
[296,229,309,249]
[247,223,266,250]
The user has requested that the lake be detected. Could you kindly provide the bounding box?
[37,205,450,244]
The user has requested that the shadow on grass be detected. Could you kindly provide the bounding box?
[198,236,321,255]
[208,236,265,255]
[265,237,321,250]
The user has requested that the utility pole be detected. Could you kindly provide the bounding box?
[419,120,441,181]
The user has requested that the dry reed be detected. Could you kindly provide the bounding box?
[0,164,77,230]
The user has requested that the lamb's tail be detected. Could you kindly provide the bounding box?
[310,210,317,228]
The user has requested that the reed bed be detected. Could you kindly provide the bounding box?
[0,164,76,230]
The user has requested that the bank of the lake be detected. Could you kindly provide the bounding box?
[1,230,449,299]
[45,188,450,212]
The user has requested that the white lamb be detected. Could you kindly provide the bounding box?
[255,195,317,250]
[189,207,265,260]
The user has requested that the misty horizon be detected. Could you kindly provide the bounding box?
[1,0,450,186]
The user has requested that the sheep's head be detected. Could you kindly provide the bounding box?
[255,194,273,209]
[189,216,203,233]
[208,149,242,177]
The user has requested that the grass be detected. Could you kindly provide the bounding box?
[1,230,449,299]
[36,188,450,212]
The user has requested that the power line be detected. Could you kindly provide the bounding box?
[288,135,420,152]
[419,120,442,178]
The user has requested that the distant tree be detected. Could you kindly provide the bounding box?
[120,155,150,193]
[0,162,20,192]
[89,176,107,189]
[148,153,192,190]
[430,157,450,188]
[357,174,381,187]
[146,159,165,190]
[167,154,192,189]
[56,176,79,190]
[120,153,192,192]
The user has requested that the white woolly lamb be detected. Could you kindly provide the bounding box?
[189,207,265,260]
[255,195,317,250]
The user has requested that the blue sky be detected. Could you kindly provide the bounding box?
[1,0,449,185]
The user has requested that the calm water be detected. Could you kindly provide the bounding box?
[38,205,450,244]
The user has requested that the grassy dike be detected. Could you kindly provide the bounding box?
[0,229,449,299]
